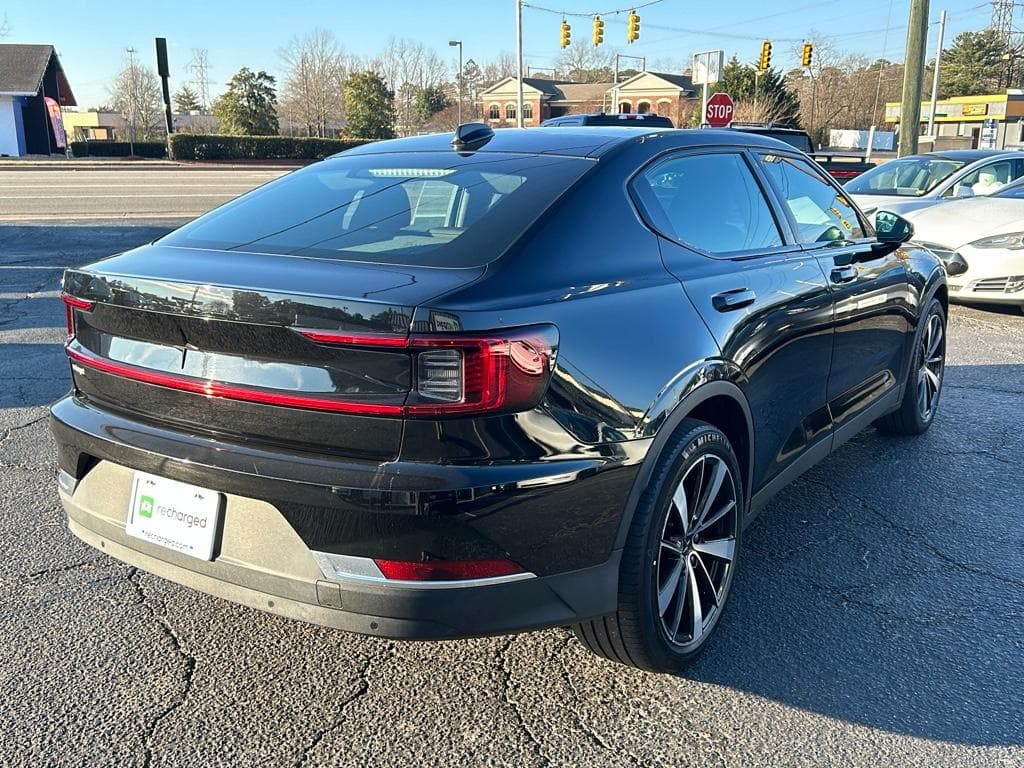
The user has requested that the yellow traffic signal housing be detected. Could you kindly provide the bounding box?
[593,15,604,46]
[561,20,571,48]
[759,40,772,71]
[802,43,813,68]
[627,11,640,43]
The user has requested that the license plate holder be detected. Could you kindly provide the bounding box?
[125,471,222,561]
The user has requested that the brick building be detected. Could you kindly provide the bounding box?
[477,72,696,127]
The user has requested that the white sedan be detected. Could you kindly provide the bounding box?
[901,180,1024,312]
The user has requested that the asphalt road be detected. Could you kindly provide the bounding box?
[0,164,289,220]
[1,168,1022,767]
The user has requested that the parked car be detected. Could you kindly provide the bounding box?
[726,123,876,181]
[845,149,1024,215]
[541,112,674,128]
[902,177,1024,313]
[53,124,947,673]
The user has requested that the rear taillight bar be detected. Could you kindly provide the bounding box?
[61,293,95,338]
[65,324,557,419]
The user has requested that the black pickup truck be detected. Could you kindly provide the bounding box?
[728,123,876,182]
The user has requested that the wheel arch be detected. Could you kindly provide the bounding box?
[614,380,755,550]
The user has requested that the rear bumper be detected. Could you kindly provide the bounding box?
[51,395,638,639]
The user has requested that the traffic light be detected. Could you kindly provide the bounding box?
[758,40,772,71]
[627,10,640,43]
[802,42,813,68]
[561,20,571,48]
[592,15,604,46]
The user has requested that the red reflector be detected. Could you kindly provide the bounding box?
[61,293,94,338]
[373,558,525,581]
[61,293,95,310]
[65,345,405,416]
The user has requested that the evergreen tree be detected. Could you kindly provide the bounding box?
[344,71,396,139]
[415,85,452,124]
[173,85,202,113]
[940,29,1007,97]
[213,68,279,135]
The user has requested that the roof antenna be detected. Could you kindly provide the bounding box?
[451,122,495,151]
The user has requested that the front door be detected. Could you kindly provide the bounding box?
[632,149,835,496]
[753,151,910,436]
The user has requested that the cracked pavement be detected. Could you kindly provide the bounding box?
[1,200,1023,766]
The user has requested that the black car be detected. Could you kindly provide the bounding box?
[53,124,947,673]
[541,112,674,128]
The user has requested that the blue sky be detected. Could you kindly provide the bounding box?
[6,0,994,108]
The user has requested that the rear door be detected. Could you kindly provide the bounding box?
[752,151,910,435]
[632,148,834,496]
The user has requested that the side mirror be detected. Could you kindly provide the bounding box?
[875,211,914,244]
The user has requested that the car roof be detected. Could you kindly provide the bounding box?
[927,149,1018,162]
[340,127,798,160]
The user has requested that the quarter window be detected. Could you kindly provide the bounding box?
[757,154,865,243]
[637,153,783,255]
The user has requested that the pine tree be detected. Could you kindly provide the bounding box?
[212,68,279,135]
[173,85,202,113]
[940,29,1007,98]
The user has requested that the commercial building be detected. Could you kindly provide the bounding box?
[885,91,1024,150]
[0,44,76,156]
[478,72,697,127]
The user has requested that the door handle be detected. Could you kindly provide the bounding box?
[831,265,858,284]
[712,288,756,312]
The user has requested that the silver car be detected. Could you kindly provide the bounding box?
[903,178,1024,312]
[845,150,1024,216]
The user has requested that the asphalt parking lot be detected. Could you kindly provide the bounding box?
[1,165,1022,767]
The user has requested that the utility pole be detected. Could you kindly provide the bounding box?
[927,9,947,138]
[449,40,463,125]
[515,0,524,128]
[125,47,138,158]
[899,0,931,156]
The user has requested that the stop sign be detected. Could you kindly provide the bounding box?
[705,93,734,128]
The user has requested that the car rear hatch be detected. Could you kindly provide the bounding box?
[63,245,485,462]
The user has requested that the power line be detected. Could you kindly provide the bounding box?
[522,0,662,18]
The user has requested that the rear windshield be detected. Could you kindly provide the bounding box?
[762,131,813,153]
[160,152,594,267]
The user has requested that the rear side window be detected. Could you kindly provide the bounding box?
[757,153,865,243]
[160,152,594,268]
[636,153,783,255]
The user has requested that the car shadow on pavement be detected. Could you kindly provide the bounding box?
[685,362,1024,747]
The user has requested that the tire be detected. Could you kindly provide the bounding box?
[876,297,946,436]
[574,419,743,673]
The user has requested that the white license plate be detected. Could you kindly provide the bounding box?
[125,471,222,561]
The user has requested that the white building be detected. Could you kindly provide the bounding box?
[0,44,76,156]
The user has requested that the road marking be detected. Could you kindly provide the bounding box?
[0,193,239,199]
[0,213,195,221]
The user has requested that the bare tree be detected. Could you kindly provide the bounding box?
[372,37,450,135]
[109,51,164,143]
[0,14,10,38]
[556,46,617,83]
[480,52,517,87]
[279,28,349,137]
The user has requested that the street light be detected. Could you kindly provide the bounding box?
[449,40,463,125]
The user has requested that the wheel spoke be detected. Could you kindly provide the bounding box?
[695,458,727,529]
[671,482,689,536]
[693,499,735,536]
[657,557,684,617]
[688,557,704,644]
[692,552,720,608]
[669,562,690,640]
[926,317,943,358]
[923,366,940,391]
[692,536,736,564]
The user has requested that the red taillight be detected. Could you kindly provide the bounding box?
[373,557,525,581]
[297,324,559,417]
[61,293,94,338]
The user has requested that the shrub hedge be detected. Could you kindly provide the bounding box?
[168,134,372,161]
[70,141,167,159]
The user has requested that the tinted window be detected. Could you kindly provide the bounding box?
[638,153,783,255]
[758,153,865,243]
[160,152,593,268]
[946,158,1024,197]
[844,155,964,196]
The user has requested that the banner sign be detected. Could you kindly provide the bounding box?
[43,97,67,149]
